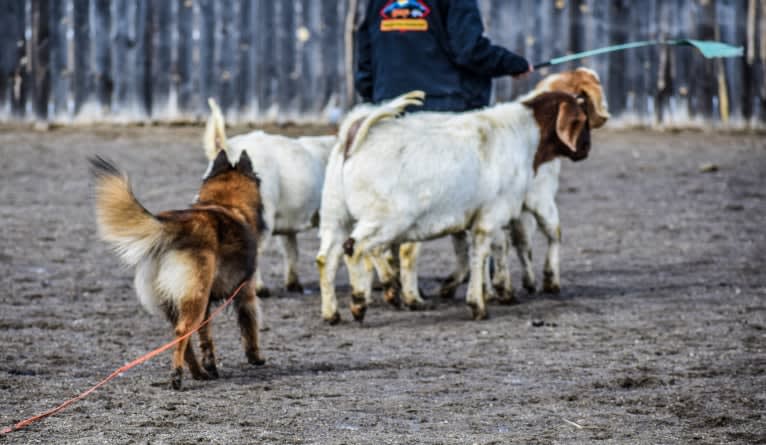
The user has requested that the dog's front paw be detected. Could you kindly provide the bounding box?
[203,362,220,379]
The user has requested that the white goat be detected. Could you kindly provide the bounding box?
[204,99,336,296]
[317,90,592,323]
[436,67,611,301]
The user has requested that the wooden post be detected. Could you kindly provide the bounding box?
[72,0,89,116]
[237,0,253,116]
[175,0,192,114]
[255,0,275,117]
[30,0,51,120]
[690,0,717,120]
[218,0,239,114]
[0,0,27,117]
[608,0,629,117]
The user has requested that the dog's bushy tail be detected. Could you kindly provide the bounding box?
[204,98,228,161]
[89,156,165,266]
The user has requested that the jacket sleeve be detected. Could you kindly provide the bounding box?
[446,0,530,77]
[355,11,374,102]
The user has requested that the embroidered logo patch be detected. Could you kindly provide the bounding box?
[379,0,431,32]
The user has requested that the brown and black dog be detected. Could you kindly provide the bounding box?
[89,150,265,390]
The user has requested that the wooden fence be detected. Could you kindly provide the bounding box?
[0,0,762,127]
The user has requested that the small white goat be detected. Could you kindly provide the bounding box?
[204,99,336,296]
[317,90,591,323]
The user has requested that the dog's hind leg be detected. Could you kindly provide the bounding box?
[170,294,208,390]
[236,283,265,366]
[198,305,219,379]
[184,340,211,381]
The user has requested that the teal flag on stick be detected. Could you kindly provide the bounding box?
[533,39,744,70]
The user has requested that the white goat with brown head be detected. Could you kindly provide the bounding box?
[317,90,592,323]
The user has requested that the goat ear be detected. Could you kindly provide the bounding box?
[555,100,586,153]
[579,83,610,129]
[208,149,232,177]
[236,150,254,174]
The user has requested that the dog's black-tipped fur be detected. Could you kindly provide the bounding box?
[88,155,122,179]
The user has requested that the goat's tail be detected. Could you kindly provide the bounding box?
[204,98,228,161]
[340,90,425,159]
[89,156,166,266]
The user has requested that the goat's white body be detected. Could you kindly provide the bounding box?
[206,130,336,293]
[224,132,335,235]
[410,84,587,303]
[318,100,542,321]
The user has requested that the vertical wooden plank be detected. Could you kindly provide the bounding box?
[48,0,67,119]
[217,0,239,114]
[494,0,524,100]
[136,0,150,117]
[297,0,315,114]
[90,0,112,114]
[30,0,51,119]
[255,0,273,116]
[237,0,253,116]
[583,0,609,78]
[760,0,766,121]
[0,0,28,117]
[197,0,216,116]
[719,0,744,121]
[569,0,585,73]
[321,1,340,114]
[149,0,172,118]
[174,0,192,114]
[639,0,658,121]
[514,0,536,96]
[72,0,89,116]
[276,1,296,116]
[742,0,755,122]
[654,0,674,124]
[110,0,128,114]
[689,0,717,120]
[607,0,629,117]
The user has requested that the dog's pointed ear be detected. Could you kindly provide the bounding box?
[208,149,232,177]
[236,151,254,174]
[555,98,587,153]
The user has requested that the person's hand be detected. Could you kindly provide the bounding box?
[512,64,534,79]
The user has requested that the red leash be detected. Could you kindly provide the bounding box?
[1,279,249,435]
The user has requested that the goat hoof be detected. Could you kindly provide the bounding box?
[285,281,304,293]
[523,280,537,295]
[497,294,519,306]
[542,277,560,294]
[383,285,402,309]
[343,238,355,256]
[495,287,518,305]
[350,303,367,323]
[170,368,183,390]
[466,301,489,321]
[324,312,341,325]
[247,351,266,366]
[256,287,271,299]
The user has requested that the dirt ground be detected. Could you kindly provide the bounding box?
[0,125,764,445]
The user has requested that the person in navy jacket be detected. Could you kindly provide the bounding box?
[355,0,533,111]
